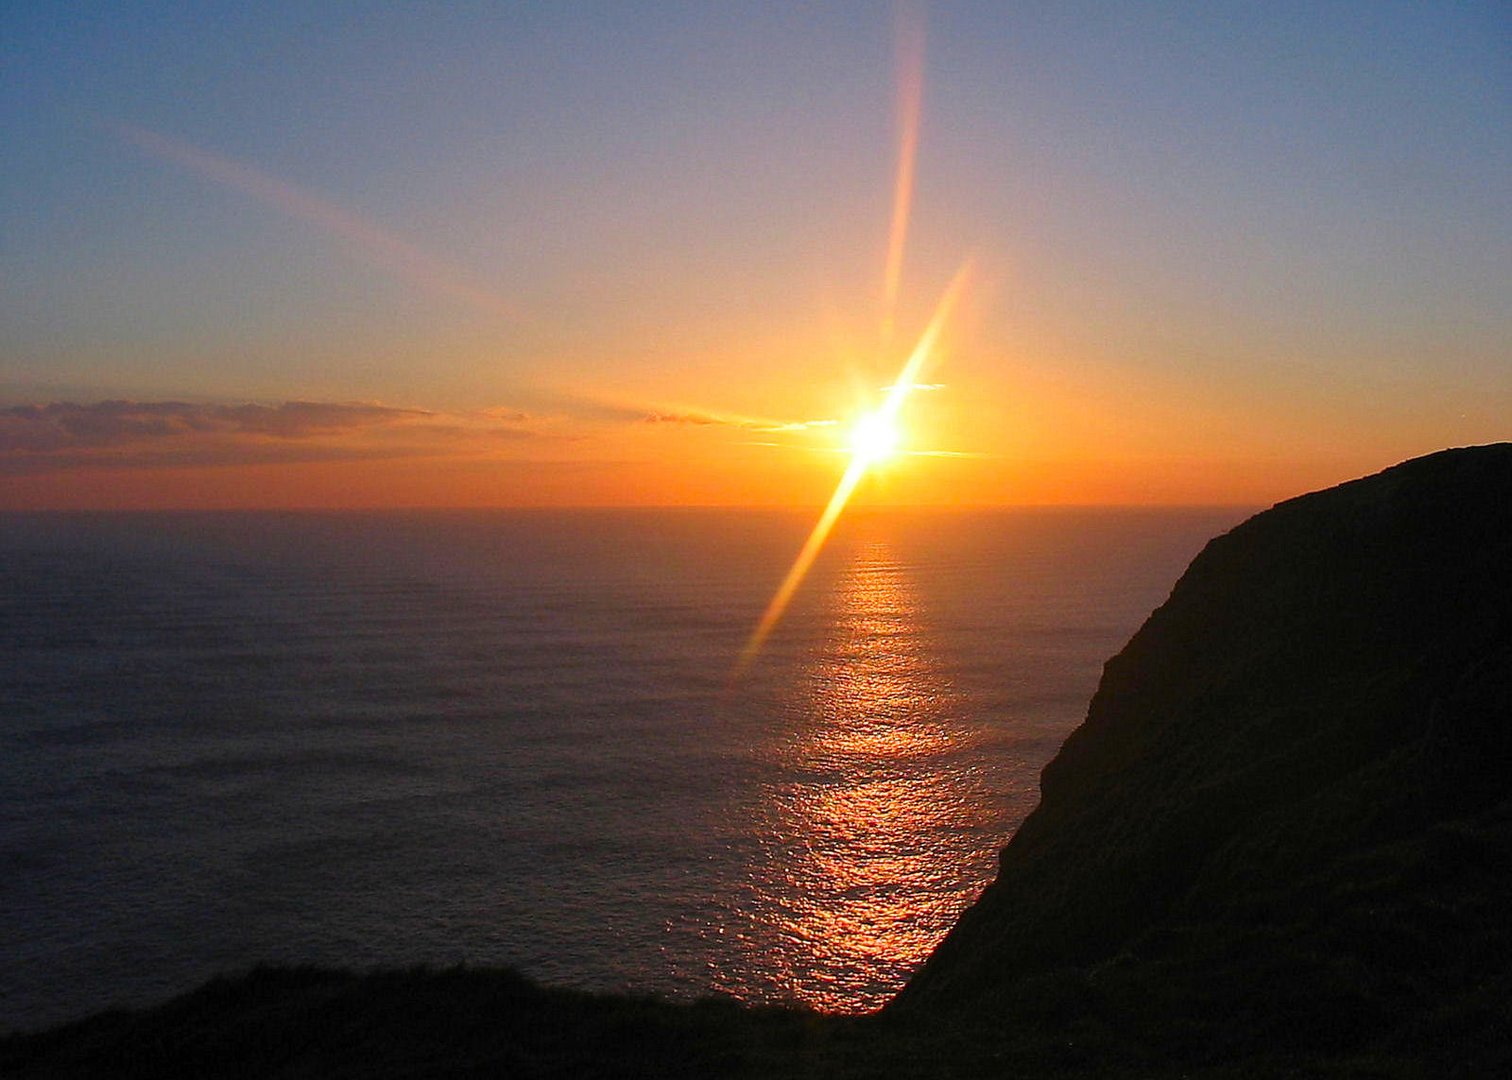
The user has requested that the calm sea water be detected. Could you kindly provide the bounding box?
[0,507,1244,1030]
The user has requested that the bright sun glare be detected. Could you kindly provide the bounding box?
[849,410,902,466]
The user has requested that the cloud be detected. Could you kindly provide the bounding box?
[0,399,543,475]
[477,406,532,423]
[642,409,730,426]
[0,400,428,451]
[539,392,843,447]
[753,419,839,433]
[546,392,839,436]
[640,408,838,433]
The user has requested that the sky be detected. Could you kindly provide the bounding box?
[2,1,1508,509]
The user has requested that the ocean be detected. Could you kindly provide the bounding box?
[0,506,1245,1030]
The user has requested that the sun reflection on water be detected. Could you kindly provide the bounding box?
[713,538,999,1013]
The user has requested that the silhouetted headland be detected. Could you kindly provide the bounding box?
[5,444,1509,1078]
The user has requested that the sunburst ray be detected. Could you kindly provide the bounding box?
[733,262,970,677]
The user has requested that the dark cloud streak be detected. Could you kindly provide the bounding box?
[0,400,431,452]
[640,409,837,433]
[0,399,542,475]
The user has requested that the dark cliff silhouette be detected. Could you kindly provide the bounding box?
[5,444,1509,1077]
[896,442,1512,1071]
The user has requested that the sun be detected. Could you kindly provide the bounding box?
[849,409,902,467]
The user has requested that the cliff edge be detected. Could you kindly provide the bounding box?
[898,443,1512,1068]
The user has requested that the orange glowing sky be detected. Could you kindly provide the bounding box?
[3,4,1507,510]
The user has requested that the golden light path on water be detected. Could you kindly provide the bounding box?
[720,12,985,1011]
[715,538,1000,1012]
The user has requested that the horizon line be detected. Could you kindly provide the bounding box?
[0,501,1266,514]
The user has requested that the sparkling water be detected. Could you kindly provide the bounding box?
[0,507,1244,1028]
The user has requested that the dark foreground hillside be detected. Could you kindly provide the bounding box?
[6,444,1510,1078]
[898,443,1512,1071]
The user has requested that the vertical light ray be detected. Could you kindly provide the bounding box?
[112,123,525,323]
[881,6,925,344]
[735,262,970,677]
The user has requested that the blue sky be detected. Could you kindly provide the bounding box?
[2,2,1508,506]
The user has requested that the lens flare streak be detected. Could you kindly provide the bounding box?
[734,263,970,677]
[882,7,926,344]
[112,123,525,324]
